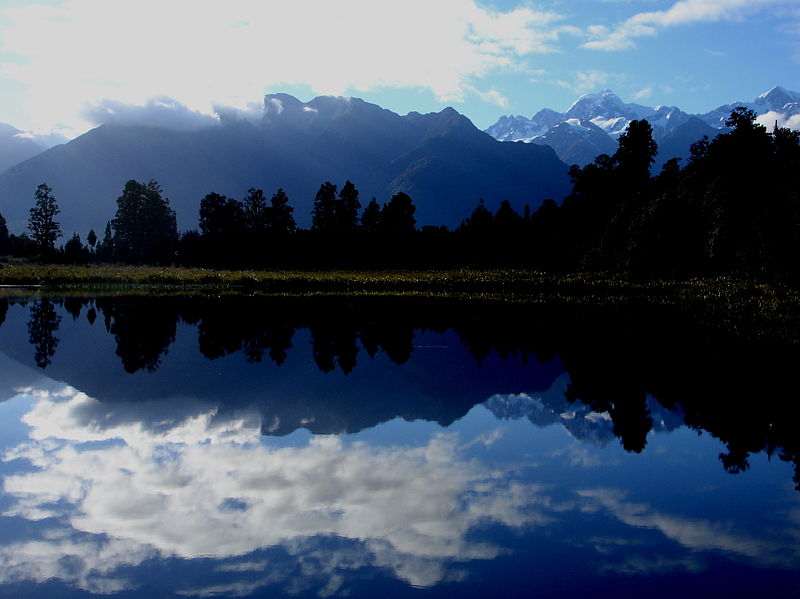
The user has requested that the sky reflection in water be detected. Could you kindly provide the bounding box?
[0,295,798,599]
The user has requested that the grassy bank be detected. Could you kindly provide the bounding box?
[0,262,644,293]
[0,262,797,342]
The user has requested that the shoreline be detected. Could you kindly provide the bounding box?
[0,263,797,344]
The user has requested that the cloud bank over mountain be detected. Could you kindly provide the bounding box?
[3,0,796,139]
[0,0,572,138]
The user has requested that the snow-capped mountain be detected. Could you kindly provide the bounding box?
[486,108,564,142]
[483,381,685,448]
[486,86,800,166]
[700,85,800,128]
[564,89,656,135]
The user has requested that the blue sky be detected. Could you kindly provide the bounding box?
[0,0,798,139]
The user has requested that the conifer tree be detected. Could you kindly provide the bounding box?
[112,179,177,264]
[242,188,269,234]
[269,188,296,235]
[361,198,382,233]
[311,182,337,232]
[335,180,361,232]
[28,183,62,254]
[459,198,493,234]
[380,192,416,234]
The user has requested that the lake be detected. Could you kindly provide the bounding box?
[0,292,797,598]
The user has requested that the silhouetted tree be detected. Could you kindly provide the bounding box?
[494,199,522,235]
[335,180,361,233]
[28,183,62,255]
[269,188,296,235]
[86,228,97,251]
[112,179,178,264]
[528,198,563,269]
[242,188,269,234]
[380,192,416,234]
[459,198,493,235]
[63,233,89,264]
[361,198,382,233]
[95,222,114,261]
[615,119,658,184]
[311,182,338,232]
[199,192,244,239]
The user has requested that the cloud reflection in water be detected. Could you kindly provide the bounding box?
[1,383,799,597]
[2,385,555,593]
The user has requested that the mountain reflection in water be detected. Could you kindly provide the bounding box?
[0,293,798,599]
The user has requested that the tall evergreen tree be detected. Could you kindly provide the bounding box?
[494,199,522,234]
[63,233,89,264]
[28,183,62,254]
[614,119,658,184]
[335,180,361,232]
[269,188,296,235]
[361,198,382,233]
[95,222,114,261]
[112,179,178,264]
[380,192,416,234]
[199,192,244,238]
[311,182,338,232]
[459,198,493,235]
[242,188,269,234]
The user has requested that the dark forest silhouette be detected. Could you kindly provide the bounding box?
[14,293,800,491]
[1,107,797,279]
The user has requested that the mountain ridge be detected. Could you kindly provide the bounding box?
[485,86,800,166]
[0,94,571,236]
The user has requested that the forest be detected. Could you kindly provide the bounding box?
[2,107,798,282]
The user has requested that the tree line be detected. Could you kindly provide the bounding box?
[1,107,798,280]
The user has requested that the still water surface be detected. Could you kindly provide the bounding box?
[0,293,797,598]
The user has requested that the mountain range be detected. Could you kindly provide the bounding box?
[0,94,570,236]
[485,86,800,167]
[1,86,797,237]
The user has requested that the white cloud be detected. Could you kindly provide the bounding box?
[465,85,511,108]
[582,0,794,51]
[0,0,569,137]
[632,86,654,100]
[756,110,800,131]
[82,97,221,130]
[556,70,624,94]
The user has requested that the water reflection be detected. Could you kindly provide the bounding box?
[0,293,798,598]
[7,294,800,488]
[2,381,799,598]
[3,384,554,594]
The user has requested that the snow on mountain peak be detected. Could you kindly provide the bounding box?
[484,85,800,167]
[566,89,626,120]
[754,86,800,112]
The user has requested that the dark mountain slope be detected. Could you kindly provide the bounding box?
[0,95,571,234]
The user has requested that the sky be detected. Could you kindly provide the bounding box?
[0,0,799,141]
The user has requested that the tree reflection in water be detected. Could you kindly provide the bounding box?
[11,293,800,490]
